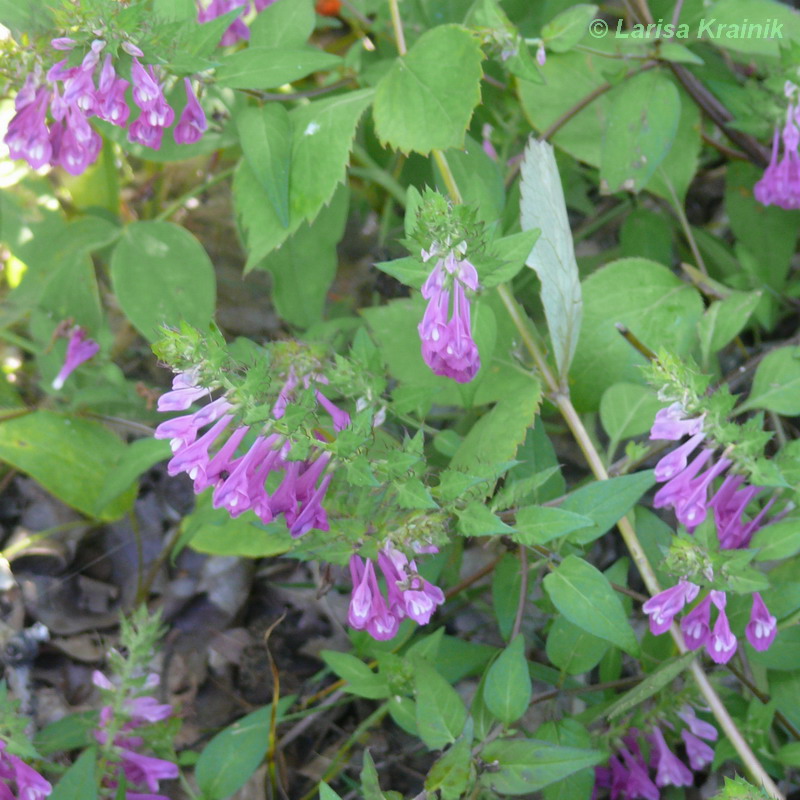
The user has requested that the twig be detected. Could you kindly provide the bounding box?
[510,546,529,640]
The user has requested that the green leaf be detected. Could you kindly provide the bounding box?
[457,503,515,536]
[752,515,800,561]
[738,346,800,416]
[483,635,532,724]
[538,720,596,800]
[425,733,473,800]
[492,553,522,641]
[321,651,390,699]
[396,478,439,510]
[560,471,656,544]
[49,748,97,800]
[195,699,292,799]
[570,258,703,411]
[542,4,597,52]
[546,618,609,675]
[235,90,373,269]
[600,383,662,443]
[373,25,483,154]
[110,221,216,341]
[34,712,99,756]
[749,627,800,669]
[360,750,386,800]
[0,411,132,520]
[543,555,639,655]
[256,185,349,327]
[606,652,696,719]
[481,229,541,288]
[414,659,468,750]
[480,739,605,795]
[601,71,681,193]
[513,505,593,545]
[216,47,341,89]
[319,781,344,800]
[697,290,761,369]
[236,105,291,228]
[520,139,582,378]
[93,438,171,513]
[250,0,315,47]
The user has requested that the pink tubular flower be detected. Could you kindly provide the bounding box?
[173,79,207,145]
[649,403,703,441]
[0,741,52,800]
[680,595,712,651]
[418,250,481,383]
[119,749,179,792]
[4,86,53,169]
[650,726,693,788]
[677,706,717,742]
[745,592,777,651]
[755,87,800,210]
[681,730,715,770]
[52,325,99,389]
[708,591,737,664]
[95,55,131,127]
[642,579,699,635]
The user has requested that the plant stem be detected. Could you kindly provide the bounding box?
[155,165,236,222]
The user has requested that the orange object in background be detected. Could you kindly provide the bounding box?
[315,0,342,16]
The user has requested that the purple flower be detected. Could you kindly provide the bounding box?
[52,325,100,389]
[122,41,145,57]
[642,579,699,635]
[536,43,547,66]
[653,432,705,482]
[650,726,693,788]
[157,372,209,412]
[674,456,732,532]
[57,106,102,175]
[708,591,737,664]
[347,556,400,641]
[131,59,163,111]
[745,592,777,652]
[681,730,714,770]
[95,55,131,127]
[677,706,717,742]
[174,79,207,145]
[755,92,800,210]
[418,252,481,383]
[119,749,179,793]
[680,595,712,651]
[649,403,703,441]
[618,746,659,800]
[481,124,498,161]
[128,118,165,150]
[198,0,251,46]
[0,741,52,800]
[51,37,76,50]
[4,86,53,169]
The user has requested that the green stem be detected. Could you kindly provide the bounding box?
[154,166,236,222]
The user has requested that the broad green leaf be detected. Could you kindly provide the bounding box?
[414,659,468,750]
[546,618,609,675]
[658,43,704,64]
[542,4,597,52]
[110,221,216,341]
[34,712,98,756]
[450,384,541,490]
[0,411,132,520]
[360,750,386,800]
[570,258,703,411]
[321,651,390,699]
[738,347,800,415]
[425,734,473,800]
[560,471,656,544]
[216,47,341,89]
[520,138,582,378]
[255,185,349,327]
[600,383,662,443]
[481,229,541,288]
[752,515,800,561]
[236,90,373,269]
[250,0,315,47]
[537,720,595,800]
[442,134,505,227]
[483,635,532,724]
[749,627,800,670]
[697,290,762,369]
[49,748,97,800]
[601,71,680,193]
[195,698,293,799]
[689,0,800,56]
[517,51,612,166]
[480,739,605,795]
[93,438,171,512]
[458,503,515,536]
[374,256,430,290]
[513,505,593,545]
[236,105,291,227]
[543,555,639,655]
[606,652,696,719]
[373,25,483,154]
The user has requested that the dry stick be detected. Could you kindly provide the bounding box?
[385,2,782,797]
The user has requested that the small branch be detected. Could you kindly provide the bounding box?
[510,546,529,640]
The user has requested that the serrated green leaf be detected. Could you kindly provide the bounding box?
[373,25,483,154]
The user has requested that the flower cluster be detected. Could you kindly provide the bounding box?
[156,365,349,538]
[348,543,445,640]
[641,403,778,664]
[754,82,800,210]
[198,0,277,46]
[0,741,51,800]
[5,39,206,174]
[51,324,100,390]
[418,246,481,383]
[595,707,717,800]
[93,671,177,799]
